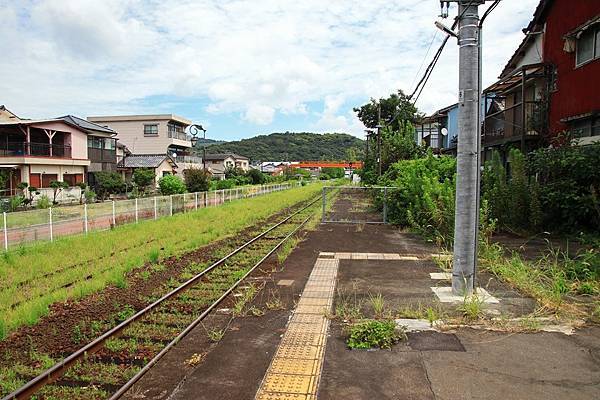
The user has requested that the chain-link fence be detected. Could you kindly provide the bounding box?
[2,183,299,249]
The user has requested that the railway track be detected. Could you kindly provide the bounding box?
[2,195,324,400]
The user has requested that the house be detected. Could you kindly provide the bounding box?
[204,153,250,179]
[0,105,21,122]
[415,103,459,154]
[259,161,291,176]
[87,114,203,172]
[117,154,177,187]
[0,113,116,200]
[482,0,600,161]
[57,115,118,187]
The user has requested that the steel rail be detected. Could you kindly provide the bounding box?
[110,211,314,399]
[2,196,320,400]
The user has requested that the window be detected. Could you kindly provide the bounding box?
[63,174,83,186]
[87,137,103,149]
[104,138,116,150]
[144,124,159,136]
[167,123,184,139]
[41,174,58,188]
[569,117,600,138]
[576,25,600,66]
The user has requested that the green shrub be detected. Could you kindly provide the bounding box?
[36,195,51,209]
[132,168,155,193]
[158,174,186,195]
[346,320,405,349]
[184,168,211,193]
[321,167,344,179]
[246,168,267,184]
[94,171,125,200]
[215,179,235,190]
[380,154,456,245]
[9,195,24,212]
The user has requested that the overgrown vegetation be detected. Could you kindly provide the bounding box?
[0,183,325,338]
[346,320,405,349]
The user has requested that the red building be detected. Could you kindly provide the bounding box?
[483,0,599,159]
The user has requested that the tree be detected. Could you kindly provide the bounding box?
[353,90,419,131]
[246,168,267,184]
[158,174,186,195]
[321,167,344,179]
[184,168,211,193]
[94,171,125,200]
[132,168,155,194]
[49,180,69,205]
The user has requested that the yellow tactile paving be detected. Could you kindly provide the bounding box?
[324,252,422,260]
[262,373,318,394]
[275,344,323,360]
[270,358,320,376]
[255,258,339,400]
[256,392,309,400]
[290,314,326,325]
[294,304,329,314]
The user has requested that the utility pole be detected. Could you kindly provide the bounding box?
[376,102,383,177]
[451,0,483,296]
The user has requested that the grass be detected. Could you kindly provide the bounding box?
[479,241,600,318]
[0,183,325,339]
[457,295,486,320]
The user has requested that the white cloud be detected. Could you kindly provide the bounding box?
[244,104,275,125]
[0,0,540,136]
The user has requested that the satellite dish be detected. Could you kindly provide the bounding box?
[441,128,448,136]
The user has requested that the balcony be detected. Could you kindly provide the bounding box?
[0,142,72,158]
[483,101,544,146]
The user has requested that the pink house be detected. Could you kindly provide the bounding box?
[0,107,115,199]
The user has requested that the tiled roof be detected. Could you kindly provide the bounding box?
[118,154,176,168]
[58,115,116,135]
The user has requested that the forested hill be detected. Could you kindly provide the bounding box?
[204,132,364,162]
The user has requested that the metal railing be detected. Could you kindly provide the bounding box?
[0,142,72,158]
[174,155,203,164]
[1,182,302,250]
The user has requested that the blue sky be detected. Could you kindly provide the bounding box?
[0,0,540,141]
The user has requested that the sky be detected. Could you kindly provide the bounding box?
[0,0,540,141]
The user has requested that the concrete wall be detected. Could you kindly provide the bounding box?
[89,119,192,154]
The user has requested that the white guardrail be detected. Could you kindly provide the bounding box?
[1,182,302,250]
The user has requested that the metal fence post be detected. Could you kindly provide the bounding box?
[84,203,88,234]
[135,198,139,223]
[383,187,388,224]
[214,190,217,206]
[195,192,198,210]
[321,187,327,223]
[154,196,158,220]
[204,191,207,207]
[3,212,7,250]
[49,207,53,242]
[169,195,173,216]
[112,200,116,227]
[221,189,225,203]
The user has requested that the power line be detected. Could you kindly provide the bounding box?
[408,0,477,104]
[409,30,439,94]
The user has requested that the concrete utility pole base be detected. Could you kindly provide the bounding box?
[451,0,483,296]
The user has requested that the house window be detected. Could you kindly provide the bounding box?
[569,117,599,138]
[576,25,600,66]
[41,174,58,188]
[87,137,103,149]
[144,124,159,136]
[63,173,83,186]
